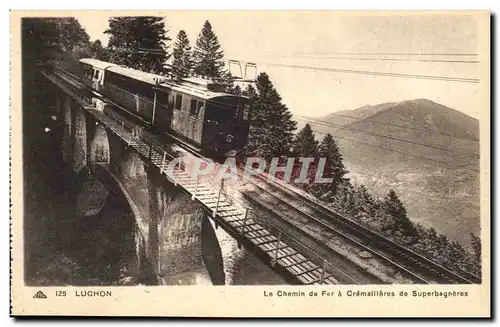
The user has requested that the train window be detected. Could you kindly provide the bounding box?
[175,94,183,110]
[197,101,205,119]
[242,104,250,121]
[94,70,100,79]
[235,102,245,119]
[190,99,198,116]
[168,93,175,108]
[190,99,205,117]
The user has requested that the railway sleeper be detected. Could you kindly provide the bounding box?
[249,234,275,244]
[269,247,295,261]
[241,226,267,234]
[259,239,288,252]
[280,256,308,268]
[225,214,253,222]
[307,271,332,285]
[216,208,245,217]
[296,269,322,284]
[235,224,264,233]
[288,261,318,276]
[279,252,307,265]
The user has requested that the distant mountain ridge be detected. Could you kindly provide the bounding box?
[305,98,479,170]
[315,99,478,140]
[299,98,480,244]
[320,102,398,127]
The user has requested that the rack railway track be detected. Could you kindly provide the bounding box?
[44,66,367,285]
[250,173,481,284]
[47,65,480,285]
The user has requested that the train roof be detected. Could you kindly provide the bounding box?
[157,80,242,102]
[79,58,118,70]
[107,65,161,86]
[79,58,247,102]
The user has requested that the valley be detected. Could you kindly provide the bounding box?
[297,99,480,245]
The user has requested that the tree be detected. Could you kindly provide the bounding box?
[244,73,297,160]
[382,189,416,236]
[88,40,109,61]
[54,18,90,52]
[310,133,348,197]
[171,30,193,81]
[470,232,481,267]
[355,184,377,215]
[222,71,238,94]
[243,84,257,98]
[22,18,90,65]
[292,124,318,157]
[290,124,319,189]
[22,17,91,77]
[229,84,242,95]
[193,20,225,78]
[105,17,171,73]
[331,180,357,215]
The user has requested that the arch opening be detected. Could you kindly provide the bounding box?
[90,124,110,166]
[62,96,72,164]
[73,109,87,173]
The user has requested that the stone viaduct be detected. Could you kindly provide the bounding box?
[50,84,226,285]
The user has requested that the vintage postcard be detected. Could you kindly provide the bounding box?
[10,10,490,317]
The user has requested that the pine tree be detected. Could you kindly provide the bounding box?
[310,133,348,197]
[55,18,90,52]
[222,71,238,94]
[23,18,91,74]
[355,184,377,215]
[243,84,257,98]
[171,30,193,81]
[193,20,225,78]
[332,180,357,215]
[228,84,242,95]
[470,232,481,267]
[244,73,297,160]
[292,124,318,157]
[105,16,171,73]
[22,18,90,64]
[89,40,109,60]
[383,189,416,236]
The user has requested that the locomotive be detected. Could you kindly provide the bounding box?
[78,58,251,157]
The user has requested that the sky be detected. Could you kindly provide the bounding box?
[72,11,484,119]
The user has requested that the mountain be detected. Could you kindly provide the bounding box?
[321,102,398,127]
[295,102,397,132]
[304,99,480,244]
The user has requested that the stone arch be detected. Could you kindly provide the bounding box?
[89,124,110,166]
[62,95,72,164]
[53,92,61,115]
[73,108,87,173]
[75,163,153,284]
[119,152,150,233]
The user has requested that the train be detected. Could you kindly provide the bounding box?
[77,58,251,157]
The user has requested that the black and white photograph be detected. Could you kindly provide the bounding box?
[10,10,490,317]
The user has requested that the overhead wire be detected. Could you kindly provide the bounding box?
[83,50,482,169]
[295,113,479,142]
[295,115,480,159]
[232,51,479,56]
[230,53,479,64]
[309,128,479,173]
[229,60,479,83]
[107,48,481,83]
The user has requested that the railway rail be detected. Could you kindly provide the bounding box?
[252,171,481,284]
[44,66,371,285]
[243,180,431,284]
